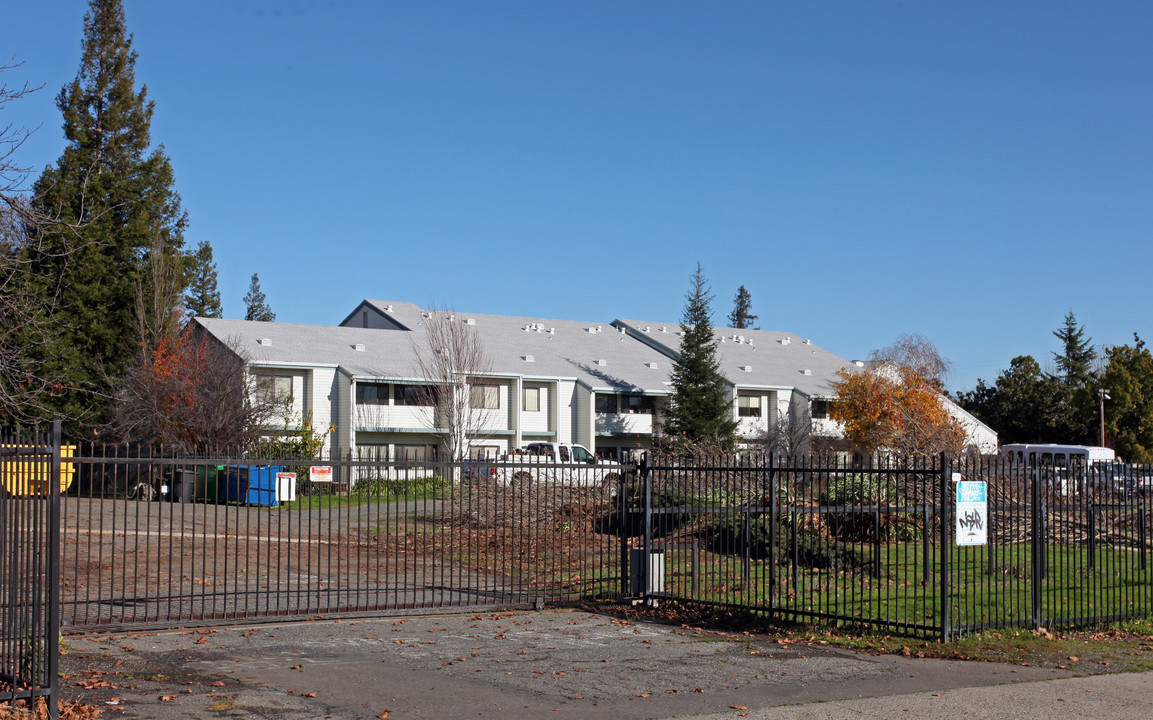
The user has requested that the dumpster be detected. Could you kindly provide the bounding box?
[194,465,224,503]
[222,465,282,506]
[161,468,195,503]
[1,444,77,496]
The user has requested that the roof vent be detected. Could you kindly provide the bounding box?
[803,369,812,376]
[258,338,272,346]
[385,304,393,312]
[742,365,752,372]
[855,360,865,367]
[646,362,659,369]
[781,337,791,345]
[660,326,667,333]
[466,318,476,325]
[596,359,607,366]
[353,343,366,352]
[618,327,626,334]
[720,336,726,343]
[804,338,812,345]
[523,355,535,363]
[588,327,597,334]
[644,326,651,333]
[549,328,555,334]
[597,325,603,333]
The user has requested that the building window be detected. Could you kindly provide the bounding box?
[255,374,293,405]
[470,446,500,460]
[811,399,832,419]
[595,393,617,414]
[523,387,541,412]
[622,394,654,415]
[394,384,435,406]
[738,395,762,417]
[396,444,437,462]
[470,383,500,409]
[355,382,388,405]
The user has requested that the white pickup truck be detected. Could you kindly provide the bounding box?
[486,442,623,489]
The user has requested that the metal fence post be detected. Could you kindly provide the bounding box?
[1031,462,1043,630]
[619,469,629,598]
[48,421,62,720]
[767,453,777,615]
[939,452,951,643]
[641,451,653,602]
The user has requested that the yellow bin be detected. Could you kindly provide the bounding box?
[1,445,77,496]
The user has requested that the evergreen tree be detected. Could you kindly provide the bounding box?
[662,264,737,451]
[728,285,758,329]
[1100,335,1153,463]
[185,240,222,318]
[243,273,275,322]
[1053,311,1097,387]
[30,0,187,428]
[955,356,1073,444]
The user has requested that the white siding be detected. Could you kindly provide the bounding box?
[520,382,551,433]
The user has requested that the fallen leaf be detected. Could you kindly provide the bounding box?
[378,712,391,719]
[303,692,317,698]
[731,705,748,710]
[160,695,177,702]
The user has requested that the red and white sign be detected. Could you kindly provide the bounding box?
[309,465,333,483]
[276,472,297,502]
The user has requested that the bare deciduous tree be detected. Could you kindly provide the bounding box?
[0,58,86,423]
[411,307,496,462]
[107,328,284,452]
[760,400,814,457]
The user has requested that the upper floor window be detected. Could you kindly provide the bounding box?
[255,374,292,405]
[355,382,388,405]
[523,387,541,412]
[470,383,500,410]
[811,399,833,420]
[738,395,761,417]
[622,394,655,415]
[595,393,617,414]
[394,384,435,406]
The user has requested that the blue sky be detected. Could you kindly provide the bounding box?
[6,1,1151,392]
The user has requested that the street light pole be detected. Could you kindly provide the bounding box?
[1099,388,1111,447]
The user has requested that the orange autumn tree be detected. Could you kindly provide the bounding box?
[830,334,966,458]
[108,326,282,452]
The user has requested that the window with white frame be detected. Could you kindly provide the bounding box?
[811,399,833,419]
[523,387,541,412]
[470,383,500,409]
[738,395,762,417]
[255,374,293,405]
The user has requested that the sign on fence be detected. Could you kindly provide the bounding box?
[309,465,333,483]
[955,481,988,546]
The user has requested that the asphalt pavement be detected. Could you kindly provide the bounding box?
[59,608,1153,720]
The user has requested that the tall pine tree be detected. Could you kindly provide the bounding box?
[728,285,758,329]
[1053,311,1097,387]
[31,0,187,429]
[663,264,737,452]
[185,240,222,318]
[243,273,275,322]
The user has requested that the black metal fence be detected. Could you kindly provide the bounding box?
[637,453,1153,640]
[7,435,1151,647]
[60,444,630,630]
[0,423,61,720]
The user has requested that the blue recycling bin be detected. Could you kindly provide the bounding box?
[222,465,283,506]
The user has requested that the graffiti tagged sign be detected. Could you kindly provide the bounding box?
[955,481,988,546]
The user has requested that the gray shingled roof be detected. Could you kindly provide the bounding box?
[612,319,852,398]
[194,317,427,380]
[359,301,673,393]
[196,304,853,398]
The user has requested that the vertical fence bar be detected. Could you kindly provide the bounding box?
[939,452,950,643]
[641,451,652,602]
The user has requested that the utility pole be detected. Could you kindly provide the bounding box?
[1099,388,1111,447]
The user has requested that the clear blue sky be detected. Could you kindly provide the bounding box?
[6,1,1151,392]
